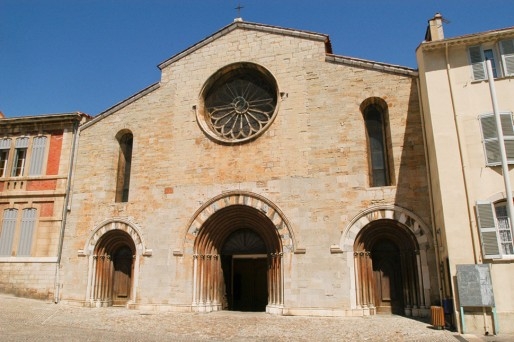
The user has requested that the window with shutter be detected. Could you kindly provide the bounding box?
[479,112,514,166]
[29,136,47,176]
[500,39,514,76]
[476,201,501,259]
[0,209,18,256]
[469,45,486,80]
[494,204,514,255]
[17,208,36,256]
[476,201,514,259]
[0,139,10,177]
[11,137,29,177]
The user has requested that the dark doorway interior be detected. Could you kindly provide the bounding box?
[232,257,268,311]
[221,229,268,312]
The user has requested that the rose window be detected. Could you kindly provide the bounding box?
[201,64,278,144]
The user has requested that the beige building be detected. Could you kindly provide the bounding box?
[0,113,88,299]
[417,14,514,334]
[56,20,438,317]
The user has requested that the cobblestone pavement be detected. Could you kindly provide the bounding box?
[0,294,510,342]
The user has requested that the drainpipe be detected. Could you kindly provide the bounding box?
[416,77,443,306]
[53,117,80,303]
[486,59,514,244]
[444,42,482,333]
[444,42,479,263]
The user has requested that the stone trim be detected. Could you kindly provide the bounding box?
[79,217,151,257]
[80,83,160,131]
[180,191,299,255]
[337,205,430,253]
[0,256,58,263]
[326,54,418,77]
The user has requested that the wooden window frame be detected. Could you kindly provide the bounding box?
[476,200,514,259]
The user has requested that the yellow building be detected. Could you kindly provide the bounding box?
[417,13,514,334]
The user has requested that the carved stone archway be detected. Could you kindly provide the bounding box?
[339,206,431,317]
[79,218,151,308]
[183,191,296,314]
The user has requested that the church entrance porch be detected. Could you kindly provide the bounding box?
[353,219,423,316]
[81,219,148,309]
[191,203,284,313]
[90,230,135,307]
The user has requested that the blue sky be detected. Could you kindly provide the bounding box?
[1,1,513,117]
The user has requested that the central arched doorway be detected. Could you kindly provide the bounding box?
[191,203,284,312]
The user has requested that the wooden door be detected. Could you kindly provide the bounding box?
[112,246,133,306]
[372,241,403,314]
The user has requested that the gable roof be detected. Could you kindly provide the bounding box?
[86,20,417,129]
[157,20,333,70]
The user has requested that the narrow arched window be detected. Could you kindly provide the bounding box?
[115,132,133,202]
[364,104,390,187]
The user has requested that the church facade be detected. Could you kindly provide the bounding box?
[57,21,437,317]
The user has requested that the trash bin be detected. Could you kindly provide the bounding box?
[431,306,445,329]
[442,299,453,314]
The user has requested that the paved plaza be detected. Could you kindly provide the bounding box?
[0,294,509,341]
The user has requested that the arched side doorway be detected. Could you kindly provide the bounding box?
[80,219,150,308]
[184,192,296,314]
[354,220,419,315]
[92,230,135,307]
[340,206,431,317]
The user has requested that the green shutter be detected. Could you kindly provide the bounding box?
[500,39,514,76]
[469,46,486,80]
[476,201,501,259]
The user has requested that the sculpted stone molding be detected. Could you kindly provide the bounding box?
[181,191,299,255]
[78,217,151,257]
[336,205,430,253]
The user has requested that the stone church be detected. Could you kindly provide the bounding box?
[57,19,437,316]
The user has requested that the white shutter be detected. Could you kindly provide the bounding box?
[15,137,29,148]
[0,139,11,150]
[476,201,501,259]
[469,45,486,80]
[29,136,47,176]
[0,209,17,256]
[479,112,514,166]
[500,39,514,76]
[17,208,36,256]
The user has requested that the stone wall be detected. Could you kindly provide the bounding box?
[60,24,436,314]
